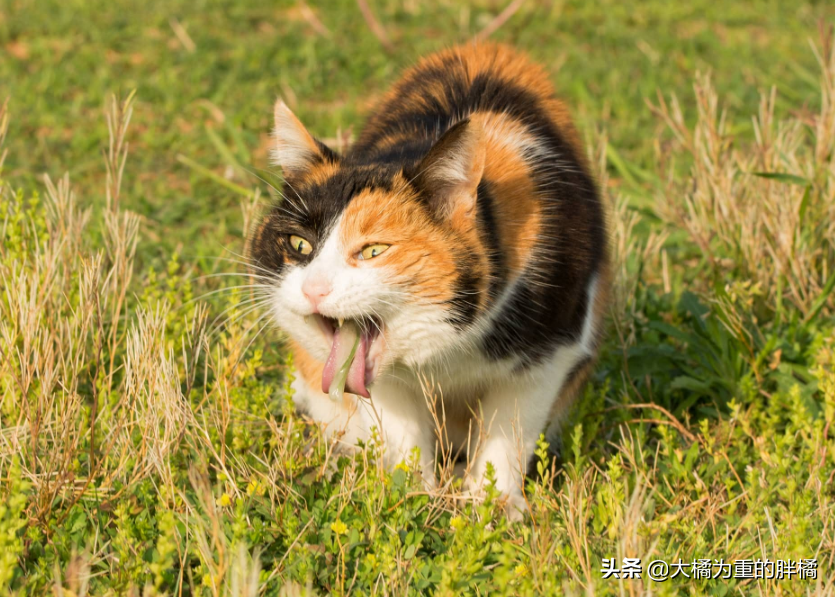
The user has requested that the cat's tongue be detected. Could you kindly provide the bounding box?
[321,321,369,398]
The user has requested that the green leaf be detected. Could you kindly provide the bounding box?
[798,184,812,223]
[669,375,712,393]
[607,143,639,188]
[176,153,252,197]
[648,320,694,344]
[803,268,835,325]
[679,291,709,320]
[751,171,810,186]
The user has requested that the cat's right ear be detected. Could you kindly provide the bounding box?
[411,119,485,222]
[271,100,337,177]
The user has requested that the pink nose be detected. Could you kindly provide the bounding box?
[302,276,332,311]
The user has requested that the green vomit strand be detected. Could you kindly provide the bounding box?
[328,333,361,402]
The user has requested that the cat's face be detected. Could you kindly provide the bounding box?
[250,102,489,396]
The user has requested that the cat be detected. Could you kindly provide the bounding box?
[250,42,609,515]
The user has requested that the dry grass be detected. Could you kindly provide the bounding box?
[651,31,835,319]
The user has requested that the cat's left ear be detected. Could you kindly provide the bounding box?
[412,119,485,220]
[271,100,338,177]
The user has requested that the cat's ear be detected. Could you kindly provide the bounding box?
[271,100,338,177]
[413,119,485,220]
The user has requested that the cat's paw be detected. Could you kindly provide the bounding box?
[416,465,437,492]
[501,490,530,523]
[462,476,530,522]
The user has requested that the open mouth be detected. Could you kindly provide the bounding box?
[311,315,383,398]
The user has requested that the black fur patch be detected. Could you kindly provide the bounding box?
[475,179,507,303]
[251,164,401,276]
[445,259,481,328]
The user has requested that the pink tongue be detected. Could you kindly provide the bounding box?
[321,325,369,398]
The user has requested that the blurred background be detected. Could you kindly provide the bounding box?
[2,0,832,266]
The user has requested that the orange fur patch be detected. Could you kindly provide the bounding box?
[471,111,543,277]
[338,182,489,308]
[299,160,340,187]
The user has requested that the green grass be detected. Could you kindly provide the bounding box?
[1,1,835,595]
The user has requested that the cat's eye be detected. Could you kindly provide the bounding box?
[359,244,390,260]
[289,235,312,255]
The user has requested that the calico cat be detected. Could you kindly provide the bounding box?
[251,43,609,514]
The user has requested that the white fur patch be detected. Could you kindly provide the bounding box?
[269,214,413,364]
[270,101,319,175]
[465,273,601,499]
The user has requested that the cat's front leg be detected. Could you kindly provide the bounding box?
[468,346,589,518]
[291,367,436,485]
[290,374,370,448]
[358,377,437,488]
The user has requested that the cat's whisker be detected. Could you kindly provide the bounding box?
[278,175,307,206]
[205,298,273,334]
[204,258,275,277]
[228,312,275,371]
[187,284,273,306]
[194,286,274,323]
[242,166,287,199]
[195,272,276,284]
[203,289,274,314]
[210,251,279,278]
[206,299,276,340]
[207,309,270,343]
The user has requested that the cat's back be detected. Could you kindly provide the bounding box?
[340,44,608,363]
[350,44,607,367]
[351,43,585,167]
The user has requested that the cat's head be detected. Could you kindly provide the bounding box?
[250,101,490,396]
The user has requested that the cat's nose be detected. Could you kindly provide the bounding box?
[302,276,332,311]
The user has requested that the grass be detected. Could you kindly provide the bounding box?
[1,1,835,595]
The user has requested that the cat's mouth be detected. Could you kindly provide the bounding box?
[313,315,384,398]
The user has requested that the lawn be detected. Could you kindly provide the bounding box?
[1,0,834,595]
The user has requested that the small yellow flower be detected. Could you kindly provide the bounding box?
[331,519,348,535]
[216,493,232,507]
[202,573,221,587]
[450,516,465,530]
[514,564,528,577]
[394,461,410,473]
[246,479,266,496]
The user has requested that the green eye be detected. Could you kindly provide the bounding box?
[359,244,390,260]
[289,235,312,255]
